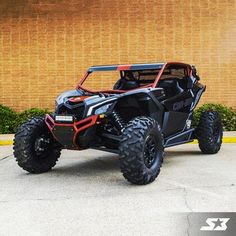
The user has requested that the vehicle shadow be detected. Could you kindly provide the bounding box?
[163,149,202,166]
[52,155,120,177]
[51,149,202,177]
[165,150,201,158]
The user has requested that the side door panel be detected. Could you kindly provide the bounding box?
[161,90,194,137]
[162,111,189,137]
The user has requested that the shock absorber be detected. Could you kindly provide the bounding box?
[110,110,125,132]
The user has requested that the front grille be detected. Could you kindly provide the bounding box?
[57,104,85,121]
[66,105,84,121]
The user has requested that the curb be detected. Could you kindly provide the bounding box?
[190,137,236,144]
[0,137,236,146]
[0,140,13,146]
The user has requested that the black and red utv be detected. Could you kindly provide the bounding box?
[13,62,223,185]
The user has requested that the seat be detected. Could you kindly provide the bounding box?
[178,76,195,90]
[158,79,183,98]
[113,78,139,90]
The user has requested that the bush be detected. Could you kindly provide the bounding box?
[0,106,49,134]
[13,108,49,133]
[193,103,236,131]
[1,104,235,133]
[0,104,17,134]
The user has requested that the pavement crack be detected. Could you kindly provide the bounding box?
[164,187,183,192]
[0,154,13,161]
[183,188,192,236]
[197,184,235,188]
[0,197,72,203]
[186,213,191,236]
[183,188,193,212]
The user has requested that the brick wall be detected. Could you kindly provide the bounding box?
[0,0,235,111]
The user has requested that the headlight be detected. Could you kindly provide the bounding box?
[55,115,73,123]
[94,103,112,115]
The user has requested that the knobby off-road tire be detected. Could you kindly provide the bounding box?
[196,111,223,154]
[119,117,164,185]
[13,117,61,173]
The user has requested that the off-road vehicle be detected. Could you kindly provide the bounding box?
[14,62,223,184]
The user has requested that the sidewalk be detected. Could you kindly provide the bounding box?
[0,132,236,146]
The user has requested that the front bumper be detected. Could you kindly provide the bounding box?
[45,114,98,149]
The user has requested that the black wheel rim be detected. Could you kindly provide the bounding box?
[144,135,158,168]
[34,133,53,158]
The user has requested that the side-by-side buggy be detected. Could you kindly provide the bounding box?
[14,62,223,184]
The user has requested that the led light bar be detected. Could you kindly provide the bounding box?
[55,115,73,122]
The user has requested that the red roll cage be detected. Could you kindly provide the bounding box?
[76,62,193,94]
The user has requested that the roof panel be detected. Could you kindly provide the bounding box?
[88,63,165,72]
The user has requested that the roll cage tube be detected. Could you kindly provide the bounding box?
[76,62,193,93]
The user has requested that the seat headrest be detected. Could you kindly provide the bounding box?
[122,80,139,90]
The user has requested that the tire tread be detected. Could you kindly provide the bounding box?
[119,116,164,185]
[13,117,61,173]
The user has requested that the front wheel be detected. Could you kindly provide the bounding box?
[119,117,164,185]
[196,111,223,154]
[13,117,61,173]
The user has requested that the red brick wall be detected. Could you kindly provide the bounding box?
[0,0,235,111]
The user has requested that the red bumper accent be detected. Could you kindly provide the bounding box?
[45,114,98,149]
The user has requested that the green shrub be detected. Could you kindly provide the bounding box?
[0,105,49,134]
[13,108,49,132]
[1,103,236,133]
[0,104,17,134]
[193,103,236,131]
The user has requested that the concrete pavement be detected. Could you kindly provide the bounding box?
[0,144,236,236]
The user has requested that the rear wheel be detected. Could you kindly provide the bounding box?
[119,117,164,185]
[13,117,61,173]
[196,111,223,154]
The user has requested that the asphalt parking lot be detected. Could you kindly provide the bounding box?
[0,144,236,236]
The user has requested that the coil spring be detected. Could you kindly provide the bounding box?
[110,110,125,131]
